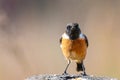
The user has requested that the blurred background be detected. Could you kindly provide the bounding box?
[0,0,120,80]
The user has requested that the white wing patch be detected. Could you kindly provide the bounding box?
[62,33,69,39]
[79,33,85,39]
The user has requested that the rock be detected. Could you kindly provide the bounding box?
[25,74,118,80]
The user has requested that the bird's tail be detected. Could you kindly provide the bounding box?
[76,62,83,72]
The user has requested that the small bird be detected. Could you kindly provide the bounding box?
[60,23,88,76]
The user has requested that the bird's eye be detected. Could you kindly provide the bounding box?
[74,23,79,28]
[67,25,72,30]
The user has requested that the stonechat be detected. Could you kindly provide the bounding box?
[60,23,88,76]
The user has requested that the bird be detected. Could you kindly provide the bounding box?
[60,23,88,76]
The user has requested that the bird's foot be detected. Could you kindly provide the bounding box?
[80,72,88,76]
[62,72,69,75]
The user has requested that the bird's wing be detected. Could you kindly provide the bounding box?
[83,34,89,47]
[59,37,62,44]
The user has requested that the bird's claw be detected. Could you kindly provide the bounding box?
[62,72,69,75]
[81,72,88,76]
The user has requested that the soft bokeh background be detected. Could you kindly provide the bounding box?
[0,0,120,80]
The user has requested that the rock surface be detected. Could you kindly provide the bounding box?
[25,74,118,80]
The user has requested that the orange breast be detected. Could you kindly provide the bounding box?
[61,38,87,63]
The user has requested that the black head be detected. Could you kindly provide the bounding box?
[65,23,81,40]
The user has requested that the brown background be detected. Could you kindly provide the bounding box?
[0,0,120,80]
